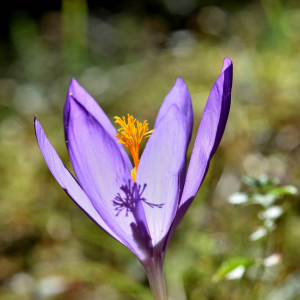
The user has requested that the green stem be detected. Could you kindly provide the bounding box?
[143,256,168,300]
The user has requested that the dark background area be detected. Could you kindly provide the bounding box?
[0,0,253,40]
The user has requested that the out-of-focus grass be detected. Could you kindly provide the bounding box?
[0,1,300,299]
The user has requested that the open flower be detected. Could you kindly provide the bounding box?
[35,58,232,299]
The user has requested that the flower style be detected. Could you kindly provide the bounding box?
[34,58,232,299]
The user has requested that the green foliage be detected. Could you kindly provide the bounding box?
[213,257,256,282]
[214,174,298,300]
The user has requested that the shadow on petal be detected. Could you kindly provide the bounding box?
[112,181,164,257]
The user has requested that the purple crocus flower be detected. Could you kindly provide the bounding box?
[34,58,232,299]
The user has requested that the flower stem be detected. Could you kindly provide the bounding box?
[143,256,168,300]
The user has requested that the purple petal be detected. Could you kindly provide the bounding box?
[64,78,132,171]
[34,118,129,247]
[155,78,193,142]
[66,98,151,260]
[165,58,233,249]
[137,104,189,254]
[154,78,193,195]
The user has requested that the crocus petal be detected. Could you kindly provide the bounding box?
[166,58,233,246]
[137,104,189,254]
[155,78,193,142]
[154,78,194,195]
[182,58,232,203]
[34,118,128,247]
[64,78,132,171]
[66,98,151,260]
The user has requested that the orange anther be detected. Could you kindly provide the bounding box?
[114,114,153,181]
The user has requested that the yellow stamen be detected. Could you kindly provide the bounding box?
[114,114,153,181]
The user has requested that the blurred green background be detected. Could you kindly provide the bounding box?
[0,0,300,299]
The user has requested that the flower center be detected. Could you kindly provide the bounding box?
[114,114,153,181]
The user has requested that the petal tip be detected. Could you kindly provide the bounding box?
[222,58,233,73]
[174,77,188,89]
[69,77,79,86]
[68,78,82,97]
[34,116,40,128]
[175,77,184,84]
